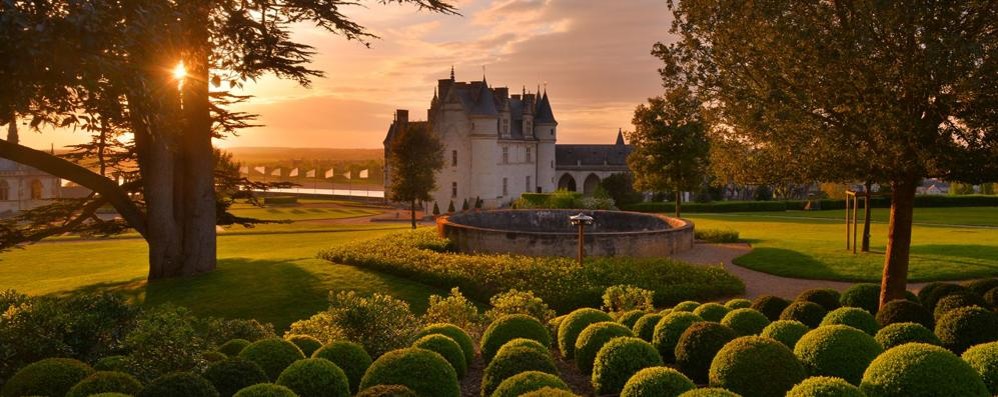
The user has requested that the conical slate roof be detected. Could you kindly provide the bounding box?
[534,92,556,124]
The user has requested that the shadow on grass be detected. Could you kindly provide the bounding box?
[734,247,848,279]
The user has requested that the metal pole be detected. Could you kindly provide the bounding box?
[853,195,858,254]
[577,223,585,265]
[846,192,851,250]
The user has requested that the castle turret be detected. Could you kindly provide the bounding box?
[534,90,557,193]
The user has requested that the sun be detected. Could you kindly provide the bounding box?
[172,62,187,80]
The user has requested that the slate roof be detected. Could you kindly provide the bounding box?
[555,133,631,168]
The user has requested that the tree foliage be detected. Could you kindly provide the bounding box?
[387,123,445,228]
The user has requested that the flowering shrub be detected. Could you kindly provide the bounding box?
[286,291,420,358]
[603,285,655,313]
[485,289,557,324]
[423,288,482,337]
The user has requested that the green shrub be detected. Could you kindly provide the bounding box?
[485,289,556,324]
[481,314,550,363]
[355,384,416,397]
[124,305,211,382]
[232,384,297,397]
[760,320,810,349]
[603,285,655,313]
[860,343,988,397]
[676,388,741,397]
[238,338,306,381]
[632,313,664,342]
[619,366,695,397]
[820,307,878,335]
[675,322,737,383]
[780,301,827,328]
[786,376,864,397]
[275,358,350,397]
[423,288,482,335]
[724,299,752,310]
[708,336,806,397]
[875,299,933,328]
[202,358,269,397]
[557,308,613,358]
[922,283,969,311]
[695,228,740,243]
[575,322,634,373]
[1,357,94,397]
[673,301,701,312]
[652,312,703,362]
[935,306,998,354]
[359,348,459,397]
[793,325,883,385]
[218,339,252,357]
[288,291,418,358]
[796,289,841,311]
[205,318,276,345]
[95,355,129,372]
[138,372,219,397]
[839,284,881,315]
[874,322,941,349]
[492,371,569,397]
[480,346,557,397]
[311,341,372,394]
[591,337,663,395]
[985,287,998,310]
[962,341,998,395]
[89,393,133,397]
[519,386,579,397]
[617,310,647,329]
[693,303,731,322]
[412,334,467,378]
[284,335,323,357]
[916,281,947,303]
[263,196,298,205]
[751,295,790,321]
[495,338,549,358]
[720,308,770,336]
[414,324,474,365]
[965,278,998,296]
[933,293,987,320]
[67,371,143,397]
[204,351,228,363]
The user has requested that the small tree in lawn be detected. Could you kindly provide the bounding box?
[475,196,483,210]
[387,123,444,229]
[432,202,440,216]
[447,200,456,213]
[461,198,469,211]
[626,87,710,218]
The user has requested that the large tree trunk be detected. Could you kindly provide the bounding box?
[878,176,918,308]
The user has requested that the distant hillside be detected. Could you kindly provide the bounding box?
[225,147,383,163]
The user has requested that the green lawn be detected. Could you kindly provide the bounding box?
[0,225,447,331]
[688,207,998,282]
[227,204,380,221]
[720,206,998,227]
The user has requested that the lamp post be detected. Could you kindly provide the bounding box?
[569,212,594,264]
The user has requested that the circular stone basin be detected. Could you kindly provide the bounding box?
[436,209,694,258]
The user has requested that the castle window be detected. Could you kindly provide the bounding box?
[526,176,531,192]
[452,182,458,198]
[30,180,42,199]
[0,180,8,201]
[452,150,458,167]
[502,178,508,196]
[526,147,532,163]
[502,147,509,164]
[501,118,509,135]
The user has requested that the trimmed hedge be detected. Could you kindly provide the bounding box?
[558,308,613,358]
[874,322,941,349]
[796,289,841,311]
[238,339,306,381]
[94,355,129,372]
[519,387,579,397]
[693,303,731,322]
[204,351,229,363]
[592,337,664,395]
[495,338,549,358]
[922,283,969,312]
[414,323,474,366]
[793,325,883,385]
[67,371,143,397]
[760,320,810,349]
[632,313,664,342]
[820,307,879,335]
[839,284,881,315]
[965,278,998,296]
[935,306,998,354]
[480,346,558,397]
[412,334,467,378]
[575,322,635,373]
[652,312,704,362]
[875,300,933,329]
[860,343,989,397]
[751,295,790,321]
[675,322,737,383]
[275,358,350,397]
[312,341,372,394]
[780,301,827,328]
[1,358,94,397]
[985,287,998,310]
[481,314,550,363]
[355,385,417,397]
[962,342,998,395]
[786,376,864,397]
[620,367,696,397]
[285,335,323,357]
[708,336,806,397]
[673,301,701,312]
[232,384,297,397]
[492,371,569,397]
[202,358,269,397]
[138,372,219,397]
[933,293,988,320]
[219,339,252,357]
[676,388,741,397]
[724,299,752,310]
[617,310,647,329]
[720,308,771,336]
[359,348,459,397]
[624,195,998,213]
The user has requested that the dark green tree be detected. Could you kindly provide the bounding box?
[599,173,643,207]
[387,123,445,229]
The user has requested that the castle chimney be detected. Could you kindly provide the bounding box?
[395,109,409,125]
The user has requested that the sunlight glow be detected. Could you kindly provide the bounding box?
[172,62,187,80]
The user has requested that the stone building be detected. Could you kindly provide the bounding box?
[0,120,62,215]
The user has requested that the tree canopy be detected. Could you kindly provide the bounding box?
[387,122,444,228]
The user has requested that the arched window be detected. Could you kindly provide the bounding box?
[0,180,8,201]
[558,174,577,192]
[30,179,43,199]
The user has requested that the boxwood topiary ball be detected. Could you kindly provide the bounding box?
[557,308,613,358]
[962,341,998,395]
[874,299,933,328]
[94,355,128,372]
[793,325,883,385]
[873,322,941,349]
[659,308,674,316]
[492,371,569,397]
[965,278,998,297]
[786,376,864,397]
[412,334,466,378]
[725,299,752,310]
[693,303,731,322]
[619,367,695,397]
[760,320,810,349]
[673,301,701,312]
[1,357,94,397]
[677,388,741,397]
[860,343,989,397]
[138,372,220,397]
[632,313,664,342]
[275,358,350,397]
[575,322,634,373]
[839,284,881,315]
[204,351,229,363]
[820,307,879,335]
[202,358,269,397]
[355,384,417,397]
[494,338,549,358]
[519,387,579,397]
[780,301,827,328]
[219,339,252,357]
[796,289,841,311]
[480,346,557,397]
[751,295,790,321]
[708,336,806,397]
[414,323,475,365]
[67,371,143,397]
[360,347,459,397]
[312,341,372,394]
[935,306,998,354]
[617,310,647,329]
[720,308,771,336]
[284,334,323,357]
[89,393,132,397]
[675,322,737,383]
[985,287,998,310]
[232,383,297,397]
[652,312,704,362]
[481,314,550,363]
[592,337,663,395]
[922,283,969,311]
[238,338,306,381]
[917,281,948,303]
[933,292,988,320]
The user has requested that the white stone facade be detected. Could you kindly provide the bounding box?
[0,158,62,215]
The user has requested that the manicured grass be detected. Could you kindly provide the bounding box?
[227,204,380,221]
[0,225,447,331]
[719,206,998,227]
[687,210,998,282]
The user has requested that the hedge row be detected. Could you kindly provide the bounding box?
[623,194,998,213]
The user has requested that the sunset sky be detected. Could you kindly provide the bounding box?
[21,0,673,150]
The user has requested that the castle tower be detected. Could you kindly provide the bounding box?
[534,90,557,192]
